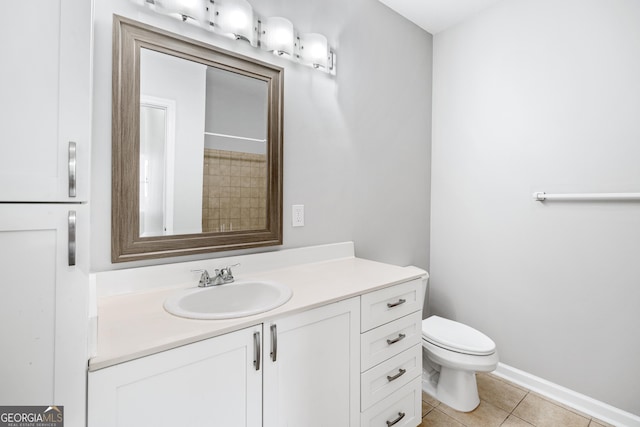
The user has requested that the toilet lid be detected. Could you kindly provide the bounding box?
[422,316,496,356]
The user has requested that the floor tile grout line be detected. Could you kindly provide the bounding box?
[511,390,530,415]
[529,390,596,422]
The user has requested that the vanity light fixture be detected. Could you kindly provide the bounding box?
[137,0,336,74]
[210,0,257,46]
[299,33,330,70]
[261,17,295,57]
[150,0,207,23]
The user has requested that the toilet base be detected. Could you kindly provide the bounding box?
[422,367,480,413]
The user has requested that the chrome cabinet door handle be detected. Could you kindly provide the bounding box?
[68,141,77,198]
[387,298,406,308]
[386,333,406,345]
[253,331,261,371]
[270,324,277,362]
[386,368,407,382]
[68,210,76,266]
[386,412,406,427]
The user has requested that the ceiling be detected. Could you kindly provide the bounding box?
[378,0,504,34]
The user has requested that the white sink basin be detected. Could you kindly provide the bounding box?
[164,280,293,320]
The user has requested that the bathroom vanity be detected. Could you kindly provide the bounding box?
[88,243,427,427]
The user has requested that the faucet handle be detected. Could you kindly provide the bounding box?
[191,269,211,287]
[222,263,240,282]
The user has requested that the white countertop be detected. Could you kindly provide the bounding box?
[90,256,425,371]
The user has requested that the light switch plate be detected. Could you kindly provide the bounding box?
[292,205,304,227]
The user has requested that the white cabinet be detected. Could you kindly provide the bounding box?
[0,2,93,423]
[87,280,426,427]
[88,298,360,427]
[88,325,263,427]
[360,378,423,427]
[0,204,89,427]
[360,344,422,411]
[0,0,92,418]
[361,279,423,333]
[0,0,92,201]
[359,279,423,427]
[263,298,360,427]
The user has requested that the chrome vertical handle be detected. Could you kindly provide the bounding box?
[68,210,76,266]
[68,141,77,198]
[386,412,405,427]
[253,331,261,371]
[270,324,277,362]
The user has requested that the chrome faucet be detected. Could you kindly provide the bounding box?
[192,269,212,287]
[192,263,240,287]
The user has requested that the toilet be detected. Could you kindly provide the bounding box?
[420,315,499,412]
[416,275,498,412]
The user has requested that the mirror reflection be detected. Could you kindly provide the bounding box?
[139,48,268,237]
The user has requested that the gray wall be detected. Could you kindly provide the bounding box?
[91,0,432,271]
[205,67,268,142]
[431,0,640,415]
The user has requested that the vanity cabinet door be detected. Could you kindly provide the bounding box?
[263,298,360,427]
[88,325,262,427]
[0,0,91,201]
[0,204,89,427]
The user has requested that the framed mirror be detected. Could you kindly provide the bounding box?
[112,15,283,262]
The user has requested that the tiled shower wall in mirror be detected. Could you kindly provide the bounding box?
[202,149,267,232]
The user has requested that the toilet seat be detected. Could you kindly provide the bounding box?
[422,316,495,356]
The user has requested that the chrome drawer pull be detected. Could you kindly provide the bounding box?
[68,141,77,198]
[386,412,405,427]
[253,331,261,371]
[386,333,406,345]
[387,298,406,308]
[270,324,277,362]
[386,368,406,382]
[68,210,76,266]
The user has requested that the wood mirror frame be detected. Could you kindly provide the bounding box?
[112,15,283,262]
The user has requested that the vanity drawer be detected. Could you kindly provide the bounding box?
[361,311,422,371]
[360,376,422,427]
[361,279,422,332]
[361,344,422,411]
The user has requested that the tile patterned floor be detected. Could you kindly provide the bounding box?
[418,373,615,427]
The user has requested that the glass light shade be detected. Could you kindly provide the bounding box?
[262,17,294,56]
[299,33,329,69]
[156,0,206,23]
[212,0,256,46]
[141,0,336,74]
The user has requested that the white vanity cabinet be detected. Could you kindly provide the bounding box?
[263,297,360,427]
[88,325,263,427]
[88,298,360,427]
[0,0,92,202]
[0,204,89,427]
[359,279,424,427]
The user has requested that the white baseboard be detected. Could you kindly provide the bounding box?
[493,363,640,427]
